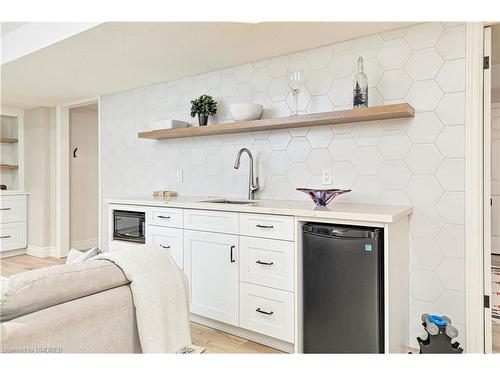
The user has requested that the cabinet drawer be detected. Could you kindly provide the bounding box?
[0,222,26,252]
[108,240,145,251]
[239,282,294,343]
[239,213,294,241]
[148,207,183,228]
[240,236,294,291]
[146,226,183,269]
[184,209,238,234]
[0,195,26,224]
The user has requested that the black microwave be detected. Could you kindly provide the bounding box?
[113,210,146,243]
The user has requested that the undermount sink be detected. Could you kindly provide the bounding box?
[203,199,256,205]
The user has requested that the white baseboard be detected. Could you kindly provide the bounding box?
[70,238,98,251]
[26,245,54,258]
[25,238,97,259]
[190,314,294,353]
[0,248,26,258]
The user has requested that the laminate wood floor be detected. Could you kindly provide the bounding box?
[0,254,283,354]
[1,255,65,277]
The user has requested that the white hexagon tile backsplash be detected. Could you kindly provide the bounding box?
[100,22,467,348]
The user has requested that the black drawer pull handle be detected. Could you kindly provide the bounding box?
[256,260,274,266]
[256,308,274,316]
[256,224,274,229]
[0,208,11,211]
[230,245,236,263]
[160,244,171,249]
[0,235,11,239]
[157,215,171,219]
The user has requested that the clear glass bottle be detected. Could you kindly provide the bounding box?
[353,57,368,108]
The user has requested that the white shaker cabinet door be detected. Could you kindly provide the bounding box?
[183,230,239,326]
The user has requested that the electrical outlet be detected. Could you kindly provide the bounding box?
[176,169,183,183]
[321,168,332,185]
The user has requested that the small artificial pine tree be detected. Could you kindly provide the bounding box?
[353,81,365,107]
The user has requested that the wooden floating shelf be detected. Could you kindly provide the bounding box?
[138,103,415,140]
[0,164,19,170]
[0,137,18,143]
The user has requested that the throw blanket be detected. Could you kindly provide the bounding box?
[95,246,192,353]
[0,276,9,297]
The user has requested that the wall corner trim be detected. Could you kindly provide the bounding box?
[464,22,486,354]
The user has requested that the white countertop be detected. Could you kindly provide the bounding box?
[106,196,412,223]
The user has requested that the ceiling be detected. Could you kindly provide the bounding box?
[1,22,415,109]
[1,22,29,36]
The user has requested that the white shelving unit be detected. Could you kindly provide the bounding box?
[0,108,24,191]
[0,108,27,257]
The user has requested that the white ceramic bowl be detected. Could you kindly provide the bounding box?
[229,103,263,121]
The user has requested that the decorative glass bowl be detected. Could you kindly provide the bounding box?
[296,188,351,207]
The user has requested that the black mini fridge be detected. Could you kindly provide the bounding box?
[302,223,384,353]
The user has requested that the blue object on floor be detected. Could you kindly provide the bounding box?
[428,315,447,327]
[417,314,463,354]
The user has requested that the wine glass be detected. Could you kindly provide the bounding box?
[286,63,306,116]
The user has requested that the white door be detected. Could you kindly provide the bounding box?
[484,26,493,353]
[183,230,239,325]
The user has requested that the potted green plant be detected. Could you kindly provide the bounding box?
[190,94,217,126]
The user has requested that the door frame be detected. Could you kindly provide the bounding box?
[464,22,500,353]
[464,22,486,353]
[483,26,492,354]
[54,97,101,258]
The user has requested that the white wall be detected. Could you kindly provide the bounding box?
[23,107,56,252]
[100,22,466,348]
[69,105,98,250]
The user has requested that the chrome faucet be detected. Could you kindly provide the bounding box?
[234,148,259,200]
